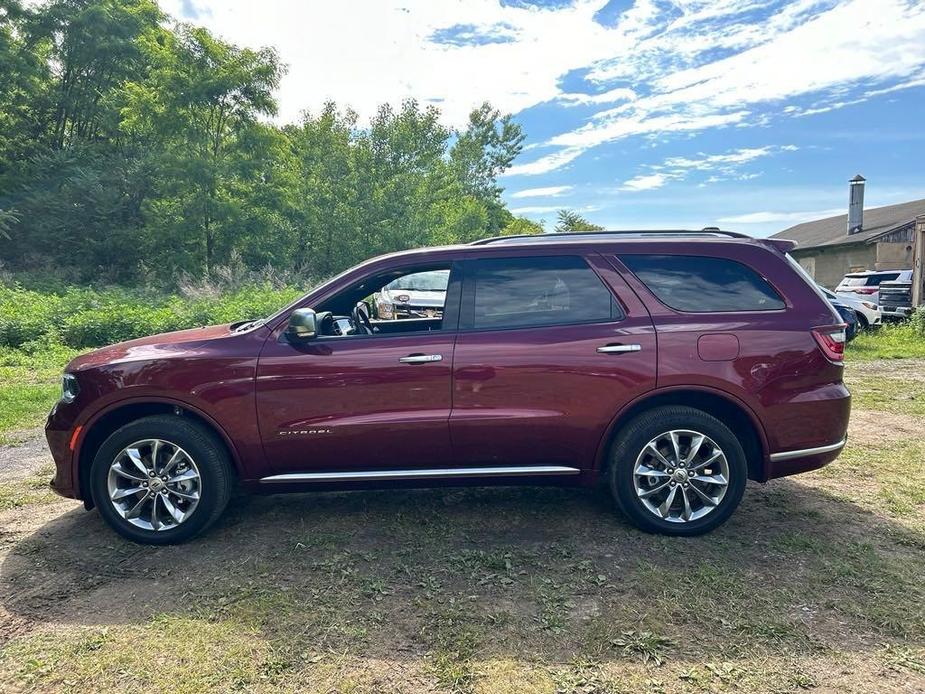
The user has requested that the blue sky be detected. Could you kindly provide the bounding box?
[162,0,925,237]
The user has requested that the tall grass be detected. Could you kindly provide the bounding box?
[849,310,925,360]
[0,274,307,439]
[0,283,304,349]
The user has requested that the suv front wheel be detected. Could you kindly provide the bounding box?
[90,415,234,544]
[608,406,747,536]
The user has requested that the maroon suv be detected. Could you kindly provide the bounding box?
[45,230,850,543]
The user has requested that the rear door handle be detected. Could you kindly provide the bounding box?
[597,344,642,354]
[399,354,443,364]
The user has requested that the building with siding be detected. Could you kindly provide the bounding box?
[770,176,923,289]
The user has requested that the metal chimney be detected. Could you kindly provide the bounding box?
[847,174,865,235]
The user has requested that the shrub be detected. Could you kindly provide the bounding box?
[0,282,304,349]
[910,306,925,337]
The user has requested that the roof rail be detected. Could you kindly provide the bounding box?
[470,228,751,245]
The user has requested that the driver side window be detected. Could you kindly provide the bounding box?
[314,263,458,338]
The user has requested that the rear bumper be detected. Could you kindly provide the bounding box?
[762,380,850,480]
[766,436,846,479]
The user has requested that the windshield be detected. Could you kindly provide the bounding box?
[842,273,899,287]
[385,270,450,292]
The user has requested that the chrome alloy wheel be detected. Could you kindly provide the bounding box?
[106,439,201,531]
[632,429,730,523]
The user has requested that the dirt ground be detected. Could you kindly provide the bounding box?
[0,430,49,483]
[1,360,923,693]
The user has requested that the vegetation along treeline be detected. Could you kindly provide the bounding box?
[0,0,618,286]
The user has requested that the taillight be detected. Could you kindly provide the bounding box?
[812,325,846,363]
[853,287,877,295]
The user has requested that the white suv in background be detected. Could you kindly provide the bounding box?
[822,287,881,330]
[373,269,449,320]
[835,270,905,305]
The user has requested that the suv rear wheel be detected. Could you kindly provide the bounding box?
[90,415,234,544]
[608,406,747,536]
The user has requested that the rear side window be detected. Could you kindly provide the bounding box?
[620,254,785,312]
[466,255,621,329]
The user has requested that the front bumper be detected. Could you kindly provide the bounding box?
[44,403,79,499]
[881,306,912,318]
[394,305,443,319]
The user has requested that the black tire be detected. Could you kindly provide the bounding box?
[608,406,747,536]
[856,314,869,332]
[90,415,234,544]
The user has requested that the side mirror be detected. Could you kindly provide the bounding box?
[286,308,318,341]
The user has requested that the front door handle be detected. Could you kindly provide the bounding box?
[597,344,642,354]
[399,354,443,364]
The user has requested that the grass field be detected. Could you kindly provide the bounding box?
[0,343,78,445]
[0,326,923,693]
[849,320,925,360]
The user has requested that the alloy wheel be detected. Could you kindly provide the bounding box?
[106,438,202,531]
[632,429,730,523]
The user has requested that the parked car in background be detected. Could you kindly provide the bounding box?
[822,287,880,331]
[877,270,915,319]
[835,270,906,304]
[46,229,851,544]
[374,269,449,319]
[827,295,859,341]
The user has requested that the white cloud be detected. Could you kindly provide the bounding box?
[663,146,796,170]
[620,145,797,192]
[509,185,573,198]
[510,205,562,214]
[718,208,845,224]
[157,0,626,127]
[549,111,750,150]
[504,146,586,176]
[620,173,674,192]
[156,0,925,173]
[544,0,925,171]
[557,87,637,107]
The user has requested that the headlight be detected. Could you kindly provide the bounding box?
[61,373,80,403]
[862,301,877,310]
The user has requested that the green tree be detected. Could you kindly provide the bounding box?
[284,99,524,276]
[0,207,19,240]
[123,24,284,272]
[26,0,164,148]
[0,0,54,186]
[0,0,529,284]
[499,216,544,236]
[1,0,164,279]
[555,209,604,232]
[449,102,524,233]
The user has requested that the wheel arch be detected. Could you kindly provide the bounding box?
[594,386,769,482]
[75,398,242,509]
